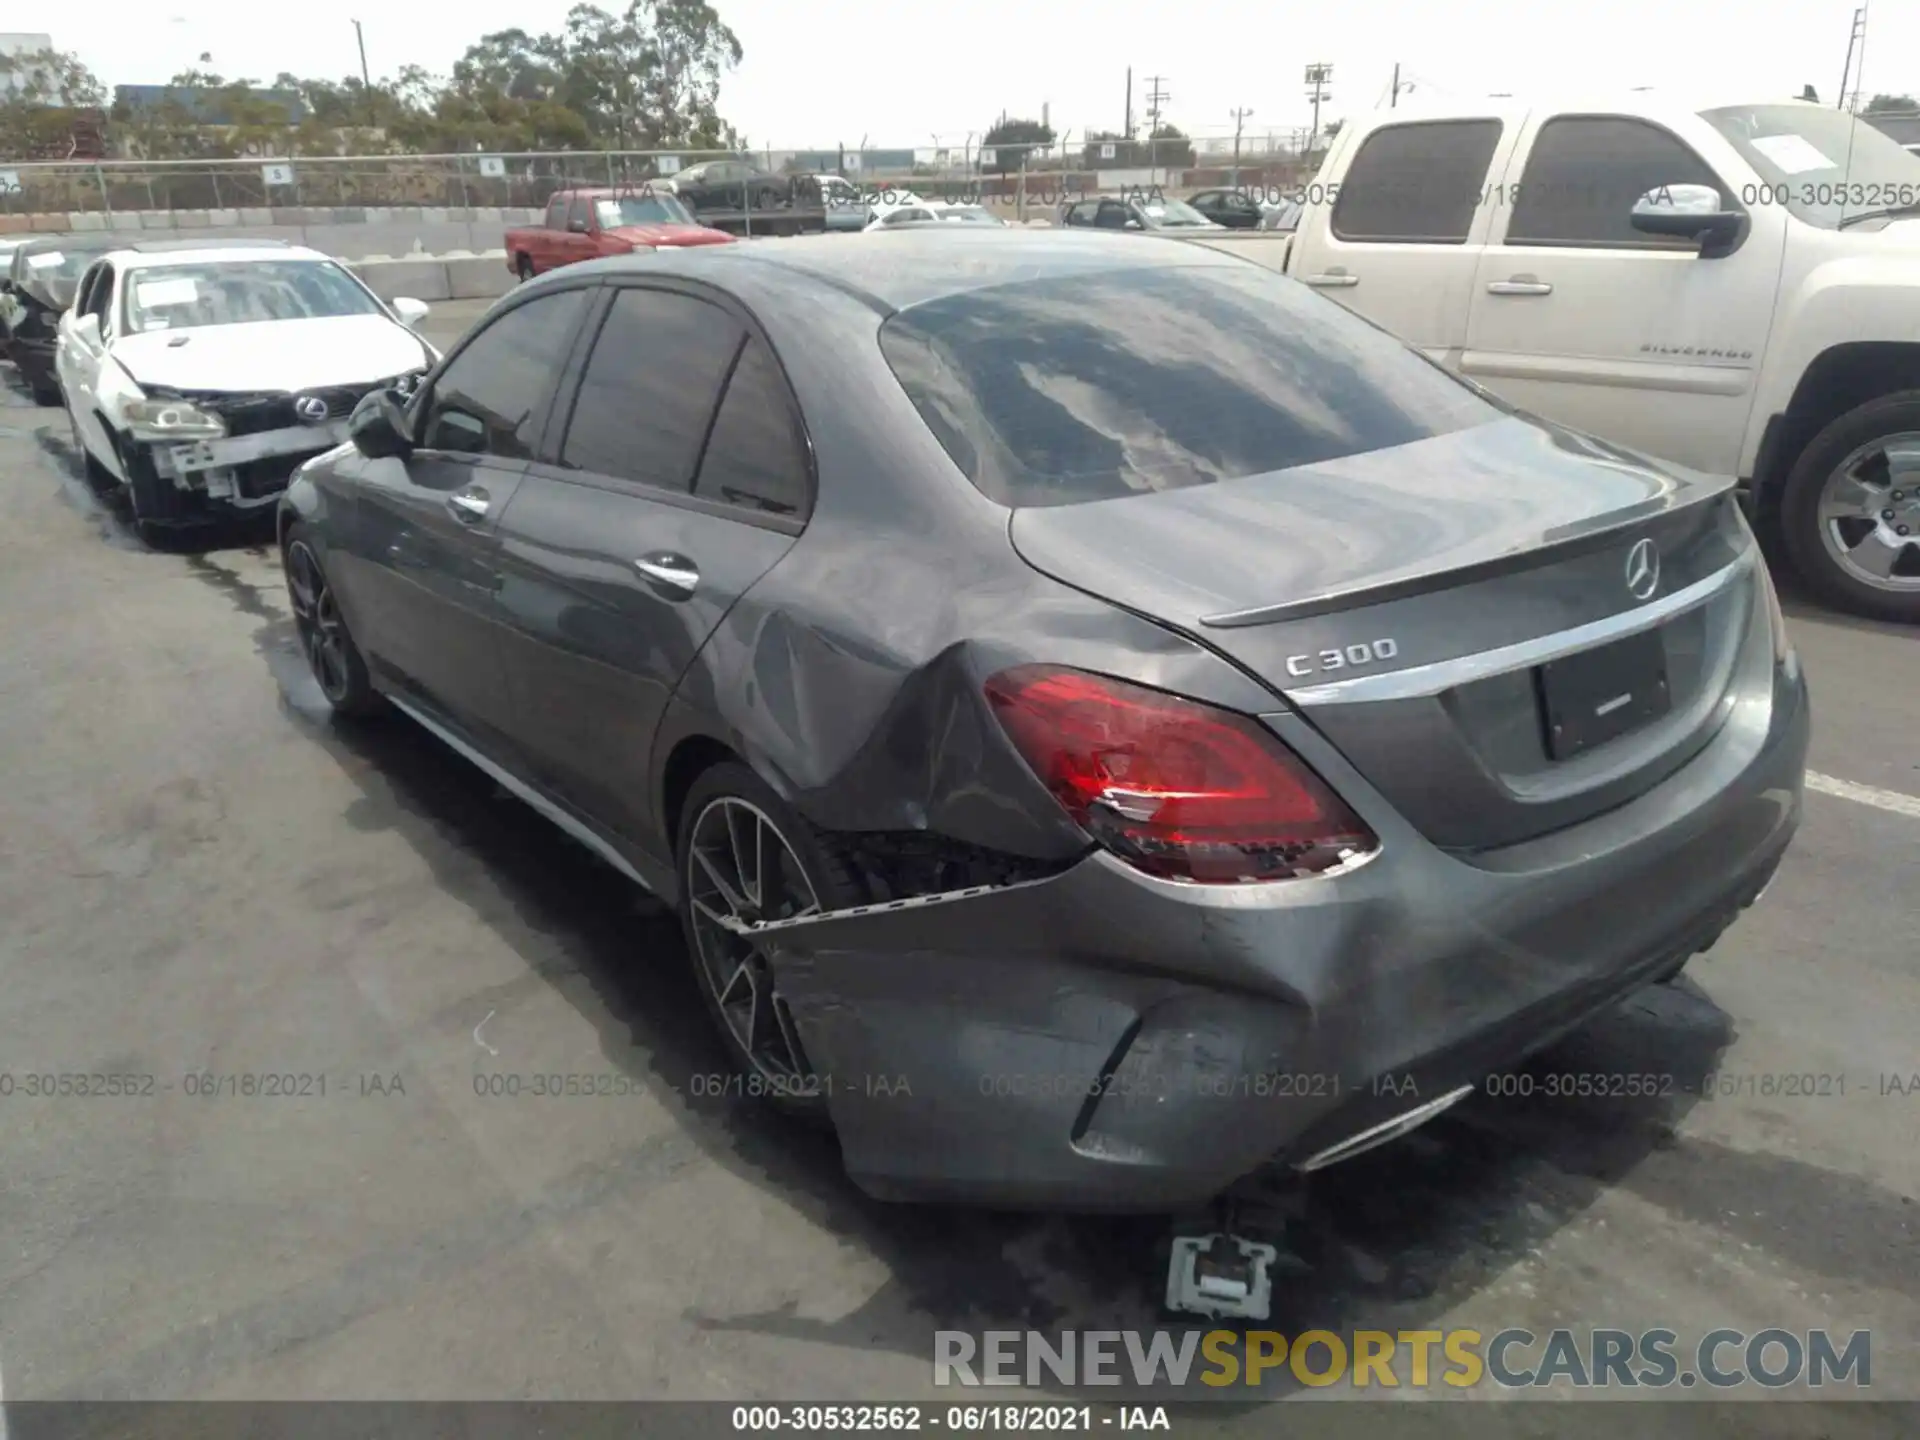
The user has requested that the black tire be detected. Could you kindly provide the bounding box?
[1778,390,1920,624]
[674,761,863,1119]
[514,253,535,282]
[282,524,384,718]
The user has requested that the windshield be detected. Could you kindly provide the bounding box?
[1701,105,1920,229]
[17,247,108,286]
[878,262,1501,507]
[596,195,695,227]
[121,260,385,334]
[1140,198,1214,228]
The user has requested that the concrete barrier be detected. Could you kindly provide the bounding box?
[1,205,545,256]
[348,257,454,303]
[444,254,516,300]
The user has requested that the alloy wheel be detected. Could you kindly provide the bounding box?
[284,541,352,703]
[684,796,822,1086]
[1817,432,1920,593]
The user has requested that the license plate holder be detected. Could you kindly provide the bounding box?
[1537,627,1671,761]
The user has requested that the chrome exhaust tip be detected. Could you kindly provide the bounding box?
[1293,1083,1475,1173]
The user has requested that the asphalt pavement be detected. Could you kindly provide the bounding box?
[0,299,1915,1425]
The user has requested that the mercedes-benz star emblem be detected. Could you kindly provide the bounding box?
[293,395,329,425]
[1625,537,1660,601]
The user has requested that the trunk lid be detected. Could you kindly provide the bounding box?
[1009,416,1760,852]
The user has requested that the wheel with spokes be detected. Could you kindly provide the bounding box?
[675,763,863,1117]
[282,526,383,717]
[1780,392,1920,624]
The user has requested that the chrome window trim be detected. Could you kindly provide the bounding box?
[1284,550,1755,707]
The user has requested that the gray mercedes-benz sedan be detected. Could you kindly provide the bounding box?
[278,229,1809,1212]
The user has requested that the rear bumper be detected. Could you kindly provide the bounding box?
[763,653,1809,1212]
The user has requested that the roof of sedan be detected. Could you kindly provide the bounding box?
[114,241,320,268]
[576,227,1232,312]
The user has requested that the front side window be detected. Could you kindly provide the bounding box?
[878,261,1503,508]
[1331,119,1503,243]
[85,264,115,324]
[120,260,383,335]
[1507,116,1728,247]
[559,288,744,491]
[422,288,590,457]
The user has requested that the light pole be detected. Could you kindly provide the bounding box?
[352,20,373,127]
[1304,63,1332,156]
[1230,106,1251,189]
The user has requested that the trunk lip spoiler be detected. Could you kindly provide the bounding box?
[1198,475,1739,629]
[1285,547,1756,708]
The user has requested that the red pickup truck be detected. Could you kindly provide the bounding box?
[505,188,735,280]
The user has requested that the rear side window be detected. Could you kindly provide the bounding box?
[1507,116,1728,247]
[544,195,568,228]
[693,337,811,518]
[878,263,1504,508]
[560,287,744,490]
[1332,119,1503,243]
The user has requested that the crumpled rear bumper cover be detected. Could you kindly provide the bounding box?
[756,659,1809,1212]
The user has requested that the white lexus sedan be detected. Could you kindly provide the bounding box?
[55,241,437,542]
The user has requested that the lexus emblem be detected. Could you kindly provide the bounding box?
[293,394,329,425]
[1624,537,1660,601]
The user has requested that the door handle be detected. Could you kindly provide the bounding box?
[1304,271,1359,287]
[634,552,699,597]
[446,489,490,522]
[1487,277,1553,296]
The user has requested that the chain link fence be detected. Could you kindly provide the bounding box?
[1,134,1323,216]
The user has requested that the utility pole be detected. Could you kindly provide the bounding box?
[1390,62,1403,108]
[1230,106,1252,189]
[352,20,373,127]
[1124,67,1133,146]
[1838,7,1866,110]
[1144,74,1169,185]
[1304,63,1333,155]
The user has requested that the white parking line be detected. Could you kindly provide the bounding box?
[1806,771,1920,821]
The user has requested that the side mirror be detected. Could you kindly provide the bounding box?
[567,218,589,234]
[1123,218,1144,230]
[348,387,414,459]
[1630,183,1745,257]
[69,312,101,346]
[390,296,430,330]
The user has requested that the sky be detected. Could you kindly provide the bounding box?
[40,0,1920,149]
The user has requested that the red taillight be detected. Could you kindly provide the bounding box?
[983,665,1377,883]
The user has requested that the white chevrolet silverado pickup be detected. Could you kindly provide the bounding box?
[1195,94,1920,622]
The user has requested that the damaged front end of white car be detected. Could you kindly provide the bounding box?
[119,377,423,517]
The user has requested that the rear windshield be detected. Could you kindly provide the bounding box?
[877,263,1504,507]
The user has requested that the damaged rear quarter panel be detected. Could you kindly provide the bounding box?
[647,271,1285,865]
